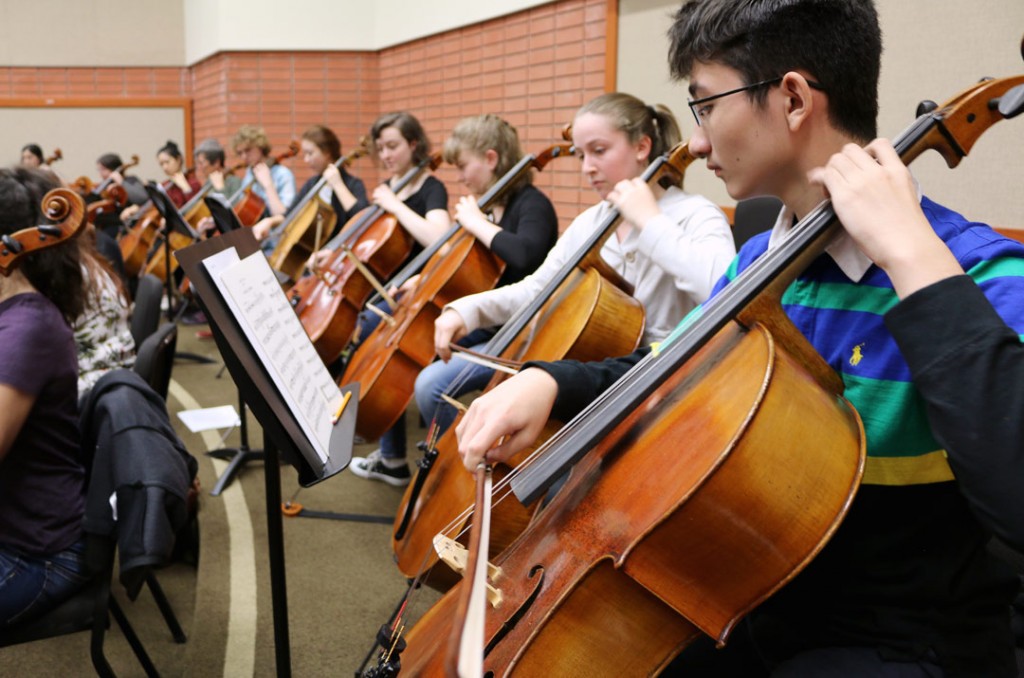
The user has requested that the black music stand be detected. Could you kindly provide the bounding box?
[143,182,199,322]
[200,193,264,495]
[144,183,216,366]
[176,229,355,678]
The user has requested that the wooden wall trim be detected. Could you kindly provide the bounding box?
[604,0,618,92]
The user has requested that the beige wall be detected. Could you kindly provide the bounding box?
[0,0,557,66]
[0,0,185,66]
[183,0,554,63]
[0,106,189,184]
[617,0,1024,230]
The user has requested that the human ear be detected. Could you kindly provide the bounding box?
[780,72,817,132]
[635,134,653,162]
[485,148,499,169]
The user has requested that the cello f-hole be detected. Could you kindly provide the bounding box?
[484,565,545,658]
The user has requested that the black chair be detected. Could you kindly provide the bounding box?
[0,369,197,676]
[0,535,161,677]
[133,323,178,401]
[732,195,783,249]
[131,274,164,350]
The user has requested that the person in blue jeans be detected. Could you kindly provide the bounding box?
[313,111,452,485]
[0,166,91,627]
[346,114,560,486]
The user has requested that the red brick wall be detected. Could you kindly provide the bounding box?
[1,0,610,229]
[190,51,380,185]
[377,0,609,228]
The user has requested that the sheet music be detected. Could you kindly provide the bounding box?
[203,248,341,464]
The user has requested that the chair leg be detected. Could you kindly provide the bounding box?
[109,597,161,678]
[90,575,116,678]
[146,574,187,643]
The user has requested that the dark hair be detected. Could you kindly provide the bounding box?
[97,153,123,171]
[667,0,881,141]
[194,139,226,167]
[302,125,342,162]
[371,112,431,166]
[80,230,128,311]
[21,144,44,163]
[0,167,86,323]
[442,114,530,204]
[158,140,183,161]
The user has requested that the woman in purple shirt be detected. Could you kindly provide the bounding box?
[0,167,91,628]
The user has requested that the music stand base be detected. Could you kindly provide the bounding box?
[177,350,217,365]
[209,446,265,496]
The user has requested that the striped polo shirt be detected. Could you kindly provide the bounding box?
[703,195,1024,486]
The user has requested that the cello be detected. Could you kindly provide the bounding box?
[389,72,1024,676]
[386,143,696,591]
[44,148,63,166]
[268,138,370,282]
[118,177,182,278]
[73,154,139,198]
[228,141,301,227]
[1,188,87,276]
[339,141,575,443]
[287,152,442,363]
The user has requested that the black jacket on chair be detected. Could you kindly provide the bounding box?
[78,369,197,599]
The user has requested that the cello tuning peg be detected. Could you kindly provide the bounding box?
[994,84,1024,119]
[915,100,938,117]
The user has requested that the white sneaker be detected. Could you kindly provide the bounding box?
[349,449,411,487]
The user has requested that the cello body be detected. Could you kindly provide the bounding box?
[289,210,413,363]
[390,265,645,586]
[289,153,442,363]
[340,229,505,441]
[268,196,338,282]
[400,319,865,675]
[232,188,267,227]
[118,205,163,277]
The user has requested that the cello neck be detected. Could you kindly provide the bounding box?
[320,154,436,252]
[478,150,680,362]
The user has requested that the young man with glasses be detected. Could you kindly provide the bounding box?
[455,0,1024,674]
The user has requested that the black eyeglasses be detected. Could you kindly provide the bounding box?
[687,77,825,126]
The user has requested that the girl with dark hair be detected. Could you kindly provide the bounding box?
[121,140,201,222]
[348,113,561,485]
[310,111,450,269]
[94,152,148,206]
[155,140,201,208]
[0,167,90,628]
[19,144,44,168]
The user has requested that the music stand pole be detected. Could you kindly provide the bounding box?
[263,431,292,678]
[162,220,177,322]
[208,388,265,496]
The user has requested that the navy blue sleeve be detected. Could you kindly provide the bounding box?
[524,346,652,422]
[885,274,1024,549]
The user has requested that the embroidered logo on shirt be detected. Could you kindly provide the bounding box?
[849,343,865,367]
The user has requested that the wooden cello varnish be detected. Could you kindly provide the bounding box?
[393,70,1024,675]
[400,318,865,675]
[341,143,575,442]
[388,144,699,589]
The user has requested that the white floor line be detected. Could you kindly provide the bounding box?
[169,379,258,678]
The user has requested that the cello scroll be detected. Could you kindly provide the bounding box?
[1,188,86,276]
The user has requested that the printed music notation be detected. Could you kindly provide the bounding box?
[203,248,342,465]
